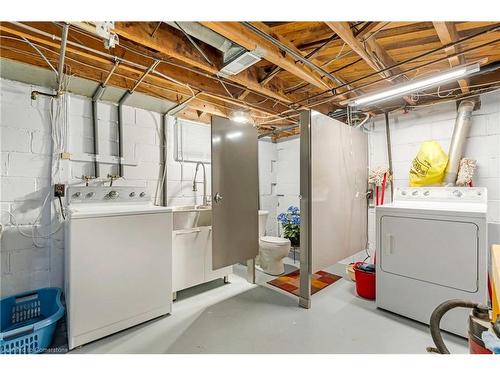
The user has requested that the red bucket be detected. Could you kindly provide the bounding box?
[354,262,376,300]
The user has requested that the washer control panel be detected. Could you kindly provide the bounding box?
[395,187,487,203]
[68,186,150,204]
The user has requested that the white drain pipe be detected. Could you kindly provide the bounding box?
[443,100,475,185]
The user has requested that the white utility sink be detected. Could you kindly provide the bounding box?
[170,205,212,230]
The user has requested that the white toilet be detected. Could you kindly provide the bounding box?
[257,210,291,275]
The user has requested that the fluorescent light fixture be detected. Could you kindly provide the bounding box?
[230,110,251,124]
[346,63,480,107]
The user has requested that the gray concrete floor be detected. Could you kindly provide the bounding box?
[72,256,468,354]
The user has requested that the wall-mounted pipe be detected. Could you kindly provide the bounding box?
[57,23,69,93]
[384,112,394,202]
[114,60,159,178]
[90,60,119,178]
[117,90,133,177]
[91,84,106,178]
[130,60,160,92]
[443,100,476,185]
[166,94,200,116]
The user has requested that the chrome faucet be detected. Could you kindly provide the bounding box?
[193,162,208,206]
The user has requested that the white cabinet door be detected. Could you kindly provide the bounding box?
[380,216,478,292]
[172,229,206,291]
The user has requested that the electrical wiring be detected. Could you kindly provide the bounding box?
[19,36,58,74]
[58,196,66,220]
[63,22,296,114]
[436,85,455,98]
[2,36,295,124]
[0,91,70,248]
[215,73,234,99]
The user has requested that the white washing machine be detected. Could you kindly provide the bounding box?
[376,187,488,337]
[65,186,172,349]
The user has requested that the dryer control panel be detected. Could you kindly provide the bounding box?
[67,186,150,204]
[394,187,487,203]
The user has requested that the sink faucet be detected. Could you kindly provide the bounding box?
[193,162,208,206]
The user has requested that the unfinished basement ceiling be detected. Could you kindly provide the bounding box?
[1,21,500,139]
[0,58,177,113]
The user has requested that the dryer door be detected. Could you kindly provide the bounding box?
[380,216,478,292]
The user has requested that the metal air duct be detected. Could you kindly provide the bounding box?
[443,100,476,185]
[166,22,244,62]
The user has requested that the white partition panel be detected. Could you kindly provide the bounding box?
[310,111,368,272]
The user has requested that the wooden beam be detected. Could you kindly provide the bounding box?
[0,23,295,120]
[113,22,291,103]
[200,22,333,90]
[432,22,469,93]
[325,21,415,105]
[0,38,286,126]
[356,22,387,40]
[326,22,383,73]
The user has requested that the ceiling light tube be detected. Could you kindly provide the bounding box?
[346,63,480,107]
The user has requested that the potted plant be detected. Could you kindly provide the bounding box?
[277,206,300,247]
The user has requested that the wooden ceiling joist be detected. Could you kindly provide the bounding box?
[325,21,416,105]
[433,22,470,93]
[113,22,291,104]
[2,21,500,138]
[200,22,333,91]
[0,23,300,126]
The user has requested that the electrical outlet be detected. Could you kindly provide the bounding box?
[60,152,71,160]
[54,184,66,197]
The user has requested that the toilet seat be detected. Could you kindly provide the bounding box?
[260,236,289,245]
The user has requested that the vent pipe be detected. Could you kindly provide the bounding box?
[443,100,475,185]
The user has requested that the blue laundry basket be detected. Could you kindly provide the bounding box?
[0,288,65,354]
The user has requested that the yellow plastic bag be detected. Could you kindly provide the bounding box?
[409,141,448,187]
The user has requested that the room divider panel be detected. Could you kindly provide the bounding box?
[299,110,368,308]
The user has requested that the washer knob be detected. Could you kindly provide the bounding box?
[108,190,119,199]
[86,192,95,199]
[129,192,136,197]
[73,192,81,198]
[139,192,146,198]
[411,190,419,196]
[401,190,407,196]
[453,190,463,198]
[423,190,430,196]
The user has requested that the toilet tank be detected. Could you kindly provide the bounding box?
[258,210,269,238]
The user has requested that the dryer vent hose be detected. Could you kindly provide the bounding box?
[427,299,478,354]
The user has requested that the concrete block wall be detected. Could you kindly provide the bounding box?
[0,78,210,297]
[367,90,500,251]
[258,139,278,236]
[165,118,212,207]
[1,79,58,297]
[276,137,300,221]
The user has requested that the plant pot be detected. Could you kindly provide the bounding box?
[286,236,300,247]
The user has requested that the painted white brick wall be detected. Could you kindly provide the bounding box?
[0,78,210,297]
[367,90,500,251]
[276,137,300,219]
[258,136,300,237]
[258,139,278,236]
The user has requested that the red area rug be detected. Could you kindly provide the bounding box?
[267,269,341,296]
